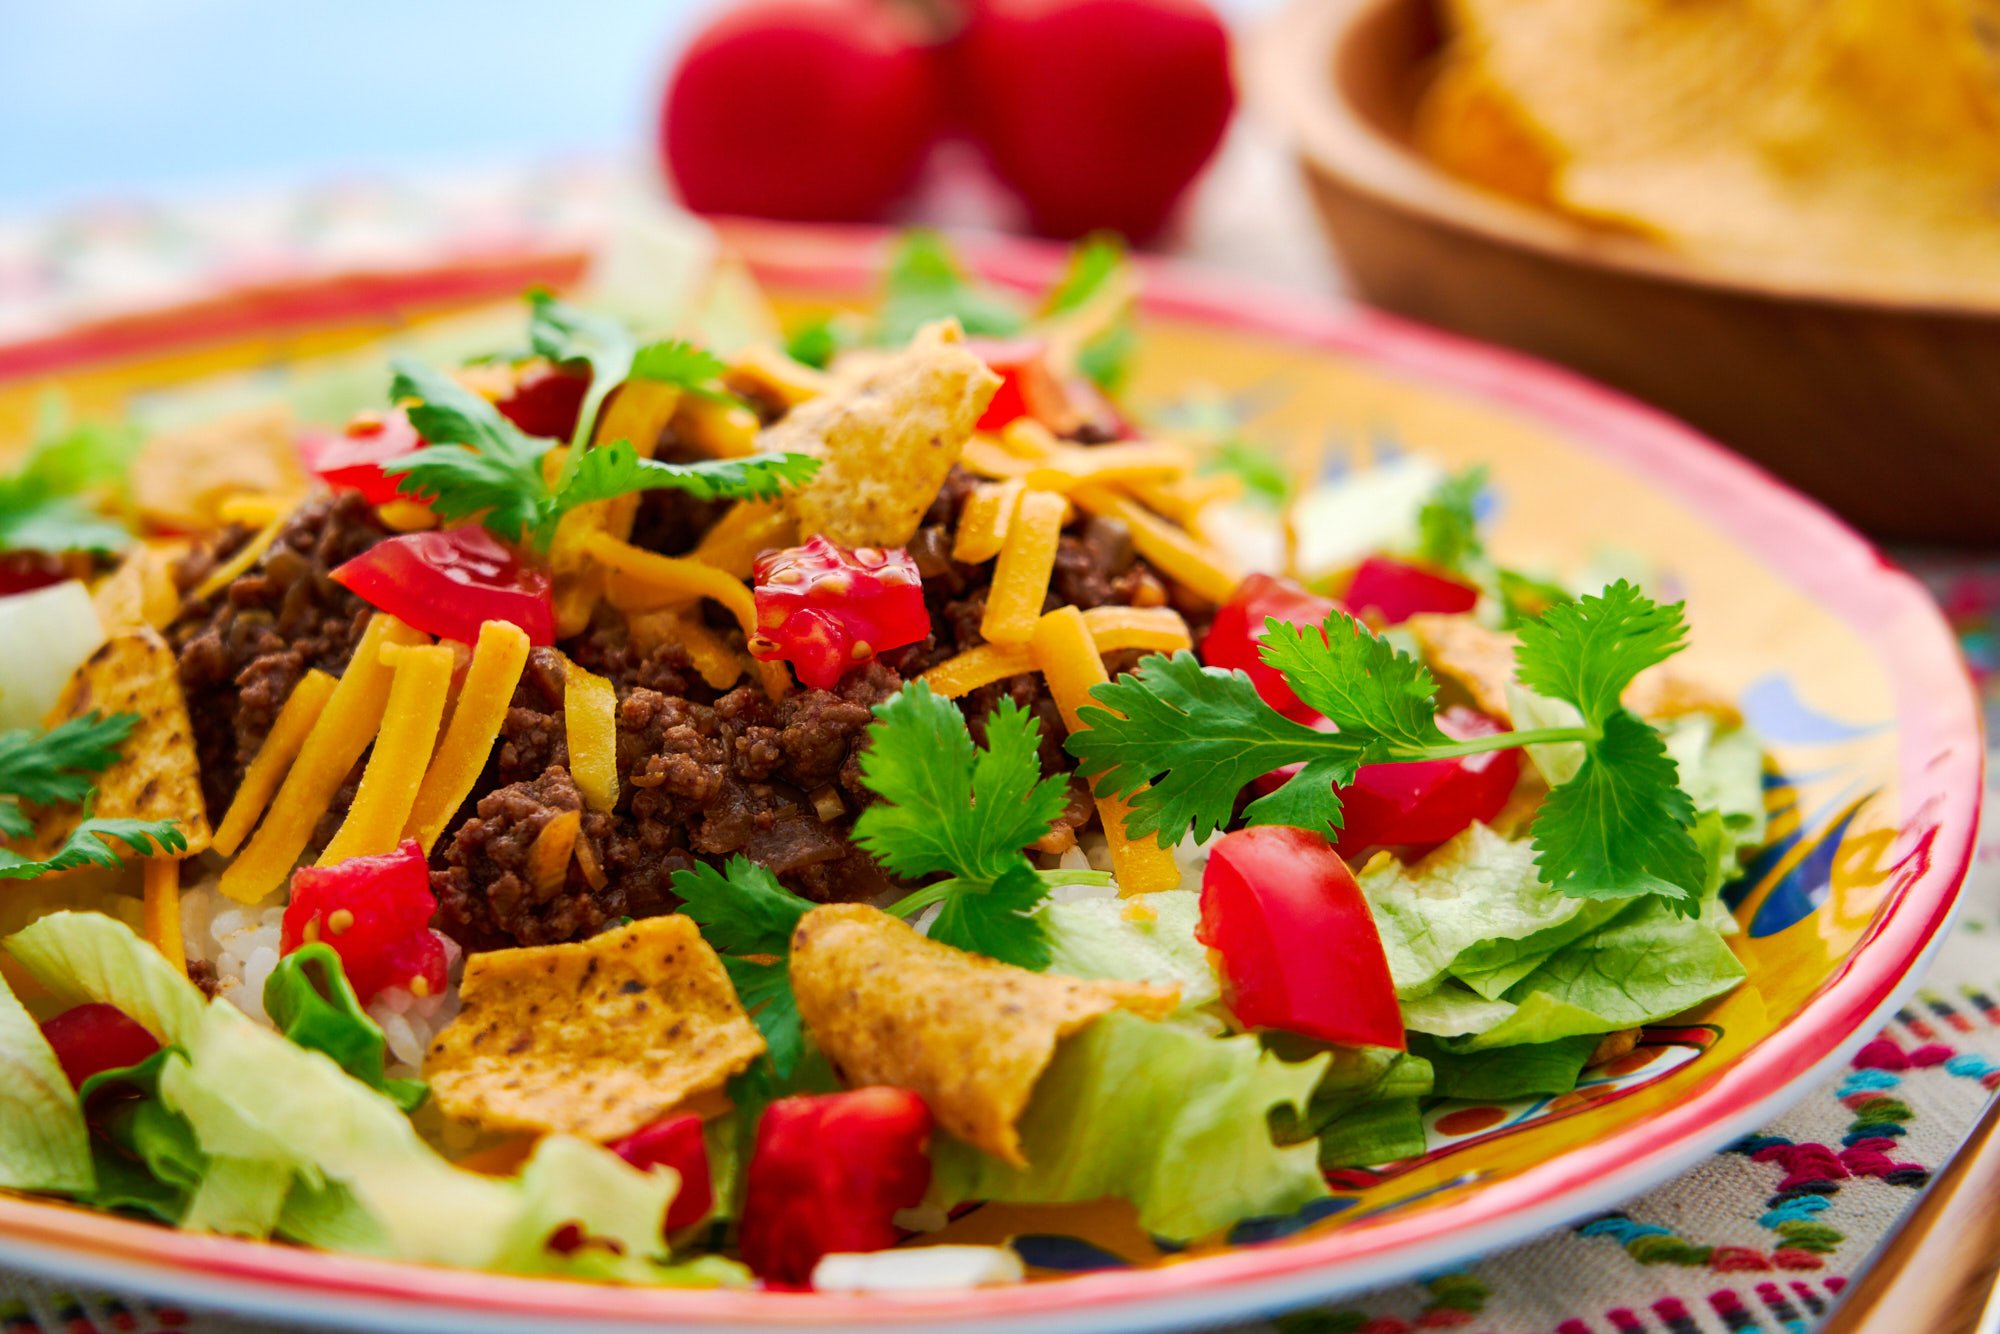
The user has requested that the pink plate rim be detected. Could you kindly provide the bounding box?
[0,221,1983,1333]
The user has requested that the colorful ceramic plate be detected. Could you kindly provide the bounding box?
[0,225,1982,1333]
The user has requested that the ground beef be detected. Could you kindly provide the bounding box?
[169,492,390,818]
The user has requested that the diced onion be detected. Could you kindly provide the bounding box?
[0,581,104,730]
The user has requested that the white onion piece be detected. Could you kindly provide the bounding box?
[1289,454,1445,578]
[0,581,104,729]
[811,1245,1026,1293]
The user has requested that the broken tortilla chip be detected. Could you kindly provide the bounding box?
[789,903,1177,1167]
[425,914,766,1142]
[131,406,306,534]
[27,629,211,858]
[91,545,184,634]
[763,320,1001,548]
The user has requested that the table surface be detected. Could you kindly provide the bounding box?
[0,142,1994,1334]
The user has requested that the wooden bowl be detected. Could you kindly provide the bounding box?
[1250,0,2000,544]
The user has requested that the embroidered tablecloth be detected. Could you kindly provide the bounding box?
[0,160,1993,1334]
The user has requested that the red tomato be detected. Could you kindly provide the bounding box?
[1343,555,1479,626]
[494,364,590,441]
[39,1004,161,1089]
[661,0,945,222]
[956,0,1234,239]
[1331,707,1521,860]
[964,338,1127,440]
[282,840,448,1003]
[0,550,80,598]
[1198,825,1404,1050]
[739,1087,933,1286]
[331,528,555,647]
[297,410,427,506]
[608,1113,715,1232]
[1200,573,1340,721]
[750,537,929,690]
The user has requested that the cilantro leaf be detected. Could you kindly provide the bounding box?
[672,856,812,1079]
[0,803,29,841]
[525,289,637,449]
[1198,437,1294,510]
[1530,710,1704,908]
[785,314,857,370]
[1069,652,1361,846]
[1258,613,1448,753]
[878,232,1026,345]
[0,406,142,554]
[1415,464,1486,571]
[1042,235,1135,392]
[384,359,553,543]
[0,711,140,807]
[0,816,186,880]
[1514,581,1689,727]
[853,683,1073,969]
[553,441,819,512]
[629,340,737,402]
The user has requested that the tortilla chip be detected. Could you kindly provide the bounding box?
[27,629,211,858]
[764,321,1000,548]
[425,914,766,1142]
[132,406,307,533]
[789,904,1177,1167]
[1625,667,1744,729]
[92,545,184,633]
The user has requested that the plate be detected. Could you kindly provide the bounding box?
[0,224,1982,1333]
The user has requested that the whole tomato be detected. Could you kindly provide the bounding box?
[956,0,1234,239]
[661,0,946,222]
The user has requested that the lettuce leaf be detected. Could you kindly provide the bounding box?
[1040,891,1219,1014]
[929,1011,1329,1241]
[1316,1097,1427,1169]
[1413,1033,1598,1101]
[263,945,426,1112]
[0,972,91,1193]
[6,910,206,1047]
[78,1049,203,1221]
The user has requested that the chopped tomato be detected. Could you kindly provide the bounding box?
[494,364,590,441]
[39,1004,161,1089]
[297,409,427,506]
[0,550,82,598]
[1342,555,1478,626]
[1332,706,1520,859]
[739,1087,933,1287]
[1200,573,1340,721]
[331,527,554,647]
[750,537,928,690]
[965,337,1125,440]
[608,1113,714,1231]
[1198,825,1404,1050]
[282,840,448,1003]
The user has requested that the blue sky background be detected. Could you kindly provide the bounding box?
[1,0,708,210]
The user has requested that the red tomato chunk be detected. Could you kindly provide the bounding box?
[282,840,447,1003]
[39,1003,161,1089]
[297,409,427,506]
[331,527,555,647]
[494,365,590,441]
[750,538,929,691]
[738,1086,933,1286]
[1332,706,1520,860]
[1200,573,1340,721]
[1342,555,1479,626]
[1198,825,1405,1051]
[608,1113,715,1232]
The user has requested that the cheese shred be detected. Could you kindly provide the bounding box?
[564,661,620,814]
[405,620,532,854]
[142,858,186,977]
[921,606,1191,698]
[191,509,290,602]
[217,614,426,903]
[1030,607,1182,896]
[1072,486,1241,605]
[951,479,1025,564]
[980,489,1068,646]
[318,643,456,866]
[211,668,338,856]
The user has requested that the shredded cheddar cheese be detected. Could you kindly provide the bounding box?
[218,614,426,903]
[1030,607,1182,896]
[215,493,295,527]
[377,500,438,532]
[191,509,289,602]
[921,606,1192,697]
[951,479,1025,564]
[143,858,186,976]
[980,489,1068,646]
[564,661,620,814]
[318,643,455,865]
[631,608,745,690]
[727,345,834,408]
[1071,486,1240,605]
[527,808,583,895]
[675,396,760,458]
[590,531,757,635]
[692,500,797,580]
[405,620,532,853]
[212,668,338,856]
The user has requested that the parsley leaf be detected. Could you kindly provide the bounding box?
[526,289,637,449]
[853,683,1087,970]
[1259,615,1448,752]
[0,711,140,808]
[628,340,736,401]
[0,406,141,554]
[878,231,1027,345]
[553,441,819,510]
[0,816,187,880]
[672,856,812,1080]
[1514,581,1688,727]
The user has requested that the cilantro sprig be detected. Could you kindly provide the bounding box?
[1068,581,1711,913]
[0,711,187,877]
[672,856,812,1080]
[381,343,818,551]
[855,683,1112,969]
[0,402,141,555]
[1413,466,1572,627]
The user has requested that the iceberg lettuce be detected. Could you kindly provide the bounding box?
[1040,890,1218,1013]
[7,910,207,1047]
[929,1011,1328,1241]
[0,972,90,1194]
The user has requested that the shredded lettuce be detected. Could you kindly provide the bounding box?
[6,910,206,1047]
[929,1011,1329,1241]
[0,972,91,1193]
[263,945,426,1111]
[1414,1033,1599,1102]
[1316,1096,1428,1169]
[1039,891,1219,1014]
